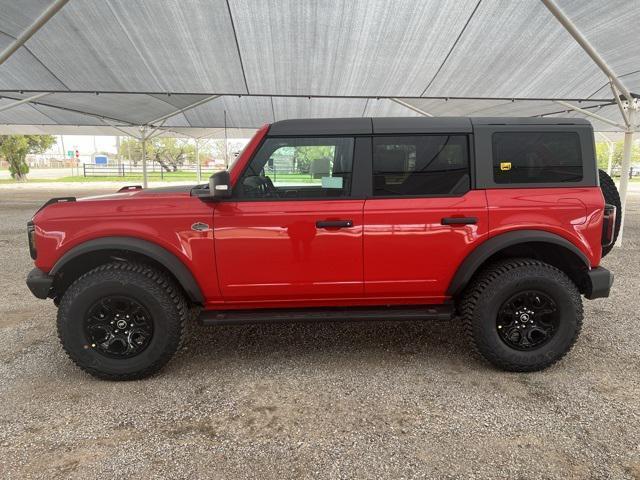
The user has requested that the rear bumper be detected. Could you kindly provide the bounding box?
[26,268,53,299]
[584,267,614,300]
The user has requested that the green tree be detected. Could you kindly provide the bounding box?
[293,145,334,173]
[0,135,56,181]
[595,140,640,173]
[118,137,196,170]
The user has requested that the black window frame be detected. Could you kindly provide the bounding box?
[491,131,584,185]
[369,133,473,199]
[473,124,597,189]
[231,134,370,202]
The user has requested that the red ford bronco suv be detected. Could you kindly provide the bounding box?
[26,117,619,380]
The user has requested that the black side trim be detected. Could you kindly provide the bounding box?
[200,305,453,325]
[447,230,590,297]
[26,267,53,299]
[118,185,143,192]
[584,267,613,299]
[50,237,204,304]
[35,196,75,215]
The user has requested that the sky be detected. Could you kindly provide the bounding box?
[49,135,118,157]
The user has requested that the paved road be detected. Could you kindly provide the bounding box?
[0,167,77,180]
[0,185,638,479]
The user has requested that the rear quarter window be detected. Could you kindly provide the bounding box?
[492,132,583,184]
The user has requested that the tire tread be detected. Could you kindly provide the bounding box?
[460,258,583,372]
[56,261,188,380]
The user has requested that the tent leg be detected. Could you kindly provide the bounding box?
[615,111,636,246]
[142,136,148,189]
[195,139,201,183]
[606,143,614,175]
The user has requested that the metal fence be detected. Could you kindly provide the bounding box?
[83,163,220,179]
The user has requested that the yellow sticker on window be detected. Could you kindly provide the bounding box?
[500,162,512,171]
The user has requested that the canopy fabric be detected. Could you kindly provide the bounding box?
[0,0,638,133]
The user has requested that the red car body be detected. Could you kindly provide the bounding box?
[30,122,608,311]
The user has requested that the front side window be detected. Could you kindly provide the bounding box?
[492,132,583,184]
[237,137,354,199]
[372,135,469,196]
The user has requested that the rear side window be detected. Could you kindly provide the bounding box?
[372,135,469,197]
[492,132,582,184]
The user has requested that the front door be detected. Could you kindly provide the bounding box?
[214,135,364,303]
[363,134,488,301]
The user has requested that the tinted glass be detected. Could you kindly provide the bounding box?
[372,135,469,196]
[492,132,582,184]
[237,137,354,199]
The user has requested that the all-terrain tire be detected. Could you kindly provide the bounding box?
[599,169,621,257]
[57,262,188,380]
[461,258,583,372]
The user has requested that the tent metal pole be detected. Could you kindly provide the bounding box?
[541,0,634,104]
[610,81,631,127]
[596,132,615,175]
[0,93,50,113]
[555,100,625,130]
[616,107,636,246]
[0,0,70,65]
[607,142,615,176]
[140,127,148,189]
[195,139,201,183]
[390,98,433,117]
[147,95,221,125]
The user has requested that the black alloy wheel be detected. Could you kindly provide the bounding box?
[84,295,154,358]
[496,290,559,350]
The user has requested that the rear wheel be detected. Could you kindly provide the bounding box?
[599,169,621,257]
[461,258,582,372]
[57,262,188,380]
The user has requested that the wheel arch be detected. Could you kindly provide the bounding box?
[448,230,590,298]
[50,236,204,304]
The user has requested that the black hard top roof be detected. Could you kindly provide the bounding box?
[267,117,591,136]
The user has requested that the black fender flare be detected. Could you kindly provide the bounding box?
[50,236,204,304]
[446,230,590,297]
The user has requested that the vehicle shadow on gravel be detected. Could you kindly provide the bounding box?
[179,317,476,370]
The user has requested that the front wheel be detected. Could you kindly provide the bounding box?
[57,262,188,380]
[460,258,583,372]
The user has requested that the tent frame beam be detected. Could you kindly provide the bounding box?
[610,81,631,127]
[554,100,625,130]
[390,98,433,117]
[0,0,71,65]
[0,93,50,113]
[541,0,634,104]
[0,91,616,103]
[146,95,221,125]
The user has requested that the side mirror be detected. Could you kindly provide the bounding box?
[209,170,232,199]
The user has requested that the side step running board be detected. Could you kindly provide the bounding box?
[199,305,454,326]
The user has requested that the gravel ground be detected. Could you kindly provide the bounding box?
[0,184,639,479]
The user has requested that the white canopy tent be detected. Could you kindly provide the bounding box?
[0,0,638,240]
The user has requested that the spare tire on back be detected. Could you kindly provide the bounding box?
[599,169,621,257]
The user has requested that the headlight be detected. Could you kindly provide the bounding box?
[27,221,37,259]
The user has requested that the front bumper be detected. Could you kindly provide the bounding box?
[584,267,614,300]
[26,268,53,299]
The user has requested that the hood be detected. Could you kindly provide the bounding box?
[32,184,201,222]
[76,184,200,202]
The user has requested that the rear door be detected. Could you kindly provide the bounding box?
[363,133,489,301]
[214,136,366,303]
